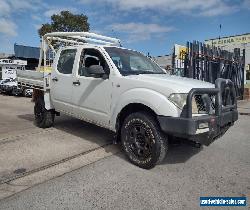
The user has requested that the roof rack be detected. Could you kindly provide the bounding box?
[39,32,121,72]
[44,32,121,47]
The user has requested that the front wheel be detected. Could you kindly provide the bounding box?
[12,88,19,96]
[34,97,55,128]
[121,112,168,169]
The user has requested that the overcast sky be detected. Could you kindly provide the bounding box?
[0,0,250,56]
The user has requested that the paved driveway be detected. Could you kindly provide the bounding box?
[0,95,249,209]
[0,95,114,184]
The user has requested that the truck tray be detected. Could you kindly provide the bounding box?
[17,70,45,90]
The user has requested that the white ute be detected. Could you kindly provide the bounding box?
[17,32,238,169]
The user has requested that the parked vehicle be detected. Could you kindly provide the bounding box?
[0,78,17,95]
[11,86,21,96]
[17,32,238,169]
[0,80,5,85]
[0,78,14,87]
[0,78,33,97]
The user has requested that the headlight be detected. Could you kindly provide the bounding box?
[168,93,188,109]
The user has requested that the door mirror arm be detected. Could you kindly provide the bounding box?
[102,74,109,80]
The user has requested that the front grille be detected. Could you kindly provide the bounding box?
[192,94,216,114]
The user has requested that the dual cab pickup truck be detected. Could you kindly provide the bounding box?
[17,32,238,169]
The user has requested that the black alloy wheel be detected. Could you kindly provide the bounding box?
[121,112,168,169]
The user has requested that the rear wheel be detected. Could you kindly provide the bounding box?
[23,89,30,97]
[121,112,168,169]
[34,97,55,128]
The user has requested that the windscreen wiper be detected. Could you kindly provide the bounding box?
[122,71,166,76]
[136,71,166,75]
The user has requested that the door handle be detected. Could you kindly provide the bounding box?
[52,77,58,82]
[73,81,81,86]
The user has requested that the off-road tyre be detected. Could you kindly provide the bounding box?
[121,111,168,169]
[12,88,19,96]
[23,89,28,97]
[34,97,55,128]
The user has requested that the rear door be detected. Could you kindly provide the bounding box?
[50,48,77,113]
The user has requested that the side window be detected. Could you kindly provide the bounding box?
[78,49,109,77]
[57,49,77,74]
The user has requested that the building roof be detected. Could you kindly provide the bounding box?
[205,33,250,41]
[14,44,40,59]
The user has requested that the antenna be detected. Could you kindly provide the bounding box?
[219,24,222,40]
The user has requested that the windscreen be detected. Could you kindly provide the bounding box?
[104,47,165,75]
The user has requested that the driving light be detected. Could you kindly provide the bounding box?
[168,93,188,110]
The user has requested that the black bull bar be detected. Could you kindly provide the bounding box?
[185,78,237,119]
[158,78,238,145]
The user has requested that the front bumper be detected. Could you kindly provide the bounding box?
[1,86,13,93]
[158,78,238,146]
[12,86,23,95]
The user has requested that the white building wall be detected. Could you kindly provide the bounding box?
[0,59,26,80]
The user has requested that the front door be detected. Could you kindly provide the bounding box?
[50,48,77,113]
[71,48,112,128]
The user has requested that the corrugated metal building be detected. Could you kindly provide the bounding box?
[14,44,40,59]
[14,44,40,70]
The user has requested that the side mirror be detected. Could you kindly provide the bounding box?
[87,65,105,76]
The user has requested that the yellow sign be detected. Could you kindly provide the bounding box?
[205,34,250,46]
[175,44,187,59]
[178,46,187,59]
[36,66,52,73]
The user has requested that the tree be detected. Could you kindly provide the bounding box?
[38,11,90,37]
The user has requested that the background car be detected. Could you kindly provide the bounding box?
[0,78,14,93]
[12,86,23,96]
[0,79,17,95]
